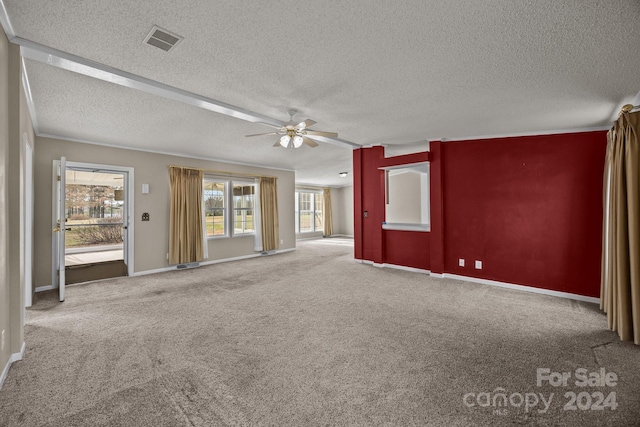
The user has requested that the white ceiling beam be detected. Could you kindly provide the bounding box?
[0,0,15,39]
[14,37,360,149]
[17,38,283,125]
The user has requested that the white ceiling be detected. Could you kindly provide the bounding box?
[3,1,640,186]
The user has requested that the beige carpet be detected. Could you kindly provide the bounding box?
[1,238,639,426]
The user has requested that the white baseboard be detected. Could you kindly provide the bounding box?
[373,262,430,274]
[331,234,354,238]
[0,342,25,390]
[357,259,600,304]
[131,248,297,277]
[38,249,298,284]
[443,273,600,304]
[36,248,296,286]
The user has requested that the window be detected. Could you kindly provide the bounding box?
[233,182,255,235]
[294,190,323,233]
[204,180,226,237]
[299,192,313,233]
[314,193,323,231]
[383,163,430,231]
[203,178,256,238]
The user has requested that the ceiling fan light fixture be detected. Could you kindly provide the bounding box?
[247,110,335,149]
[292,135,304,148]
[279,135,291,148]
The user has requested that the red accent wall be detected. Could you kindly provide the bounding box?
[383,230,430,270]
[354,146,386,263]
[353,131,608,298]
[443,131,607,297]
[429,142,445,274]
[353,147,431,268]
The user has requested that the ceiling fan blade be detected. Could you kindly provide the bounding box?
[305,130,338,138]
[295,119,317,130]
[245,132,279,137]
[302,137,319,148]
[273,140,282,147]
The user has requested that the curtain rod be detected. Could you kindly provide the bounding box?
[168,165,278,180]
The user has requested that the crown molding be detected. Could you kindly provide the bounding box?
[429,125,610,143]
[36,133,296,173]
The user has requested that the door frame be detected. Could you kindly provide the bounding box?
[51,157,66,301]
[51,160,135,288]
[22,134,34,308]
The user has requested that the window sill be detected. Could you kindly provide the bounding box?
[382,223,430,232]
[207,235,229,240]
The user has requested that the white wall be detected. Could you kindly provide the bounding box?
[332,185,354,236]
[1,32,32,387]
[386,171,422,224]
[0,26,11,382]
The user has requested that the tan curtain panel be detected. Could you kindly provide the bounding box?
[323,188,333,236]
[600,111,640,344]
[169,166,205,265]
[260,177,279,252]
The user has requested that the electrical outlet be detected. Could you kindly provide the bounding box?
[475,260,482,269]
[166,253,169,260]
[142,212,150,221]
[458,258,465,267]
[1,329,5,352]
[280,239,284,245]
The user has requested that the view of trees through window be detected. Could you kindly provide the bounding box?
[233,183,255,235]
[204,181,226,236]
[65,179,124,248]
[204,178,256,237]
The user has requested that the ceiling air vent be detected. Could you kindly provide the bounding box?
[143,25,183,52]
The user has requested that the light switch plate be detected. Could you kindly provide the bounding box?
[458,259,465,267]
[475,260,482,269]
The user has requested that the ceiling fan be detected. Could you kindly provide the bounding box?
[245,109,338,149]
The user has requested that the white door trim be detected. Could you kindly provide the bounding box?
[58,157,66,301]
[22,134,33,308]
[51,159,61,292]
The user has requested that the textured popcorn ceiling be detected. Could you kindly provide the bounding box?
[4,0,640,186]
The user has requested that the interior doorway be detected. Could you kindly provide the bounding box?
[52,161,134,295]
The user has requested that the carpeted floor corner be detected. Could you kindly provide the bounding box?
[1,238,639,426]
